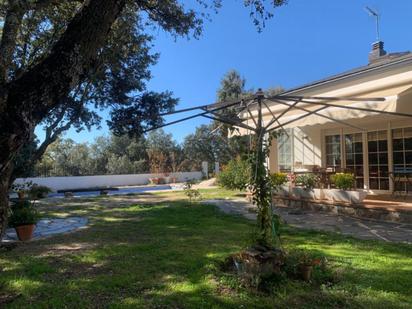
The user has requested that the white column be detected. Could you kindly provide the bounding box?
[214,162,220,175]
[387,121,394,193]
[201,161,208,178]
[362,131,369,191]
[340,128,345,170]
[268,136,279,173]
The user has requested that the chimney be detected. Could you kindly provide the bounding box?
[369,41,387,63]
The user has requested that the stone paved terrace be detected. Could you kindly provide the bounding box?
[2,217,88,242]
[364,194,412,211]
[205,199,412,244]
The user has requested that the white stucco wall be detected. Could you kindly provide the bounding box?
[14,171,202,192]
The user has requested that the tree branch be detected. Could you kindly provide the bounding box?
[6,0,126,120]
[0,2,24,83]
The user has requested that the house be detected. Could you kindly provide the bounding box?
[245,41,412,194]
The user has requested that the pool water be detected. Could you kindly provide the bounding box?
[47,184,179,198]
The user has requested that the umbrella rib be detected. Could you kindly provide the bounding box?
[158,95,254,117]
[246,106,258,127]
[274,95,386,102]
[201,114,256,131]
[143,99,244,133]
[278,97,412,119]
[264,98,302,130]
[201,103,255,131]
[267,106,329,132]
[262,100,289,137]
[268,98,366,132]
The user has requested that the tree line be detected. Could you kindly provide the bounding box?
[21,126,249,177]
[14,70,282,178]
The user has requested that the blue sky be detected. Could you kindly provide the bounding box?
[36,0,412,144]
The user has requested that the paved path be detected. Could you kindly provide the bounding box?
[2,217,88,243]
[205,199,412,244]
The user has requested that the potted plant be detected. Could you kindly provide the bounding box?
[326,173,367,203]
[29,184,52,199]
[293,174,321,200]
[297,251,321,281]
[8,200,40,241]
[270,172,289,196]
[11,181,33,200]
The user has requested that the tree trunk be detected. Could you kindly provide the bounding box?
[0,163,13,239]
[0,0,127,237]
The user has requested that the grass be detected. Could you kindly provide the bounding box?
[0,188,411,308]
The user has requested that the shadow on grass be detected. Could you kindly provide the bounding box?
[1,201,411,308]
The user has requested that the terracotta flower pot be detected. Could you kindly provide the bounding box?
[15,224,36,241]
[299,264,313,281]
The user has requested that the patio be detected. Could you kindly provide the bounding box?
[273,193,412,223]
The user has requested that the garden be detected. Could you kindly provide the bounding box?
[1,182,412,308]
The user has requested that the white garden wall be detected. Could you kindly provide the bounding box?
[14,172,202,192]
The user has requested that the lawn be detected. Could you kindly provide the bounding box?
[1,188,411,308]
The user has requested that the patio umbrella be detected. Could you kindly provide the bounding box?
[142,89,412,247]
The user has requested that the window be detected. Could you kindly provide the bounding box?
[278,129,292,172]
[368,130,389,190]
[325,135,341,168]
[392,127,412,192]
[345,133,364,188]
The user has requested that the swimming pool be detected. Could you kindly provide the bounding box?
[47,184,181,198]
[6,184,183,198]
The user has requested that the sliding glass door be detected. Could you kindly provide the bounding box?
[368,130,389,190]
[392,127,412,192]
[344,133,364,189]
[325,135,341,169]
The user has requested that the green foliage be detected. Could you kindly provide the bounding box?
[182,124,249,173]
[295,173,319,190]
[270,172,288,188]
[217,157,250,190]
[28,185,52,199]
[248,131,280,247]
[331,173,355,190]
[8,200,40,227]
[183,181,201,203]
[217,70,246,102]
[283,249,332,284]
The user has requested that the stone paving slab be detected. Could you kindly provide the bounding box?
[2,217,88,243]
[205,199,412,244]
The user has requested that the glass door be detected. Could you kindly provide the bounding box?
[368,130,389,190]
[325,135,341,170]
[392,127,412,192]
[344,133,364,188]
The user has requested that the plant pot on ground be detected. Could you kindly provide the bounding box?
[299,264,313,281]
[8,200,40,241]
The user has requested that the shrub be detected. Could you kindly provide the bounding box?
[29,184,52,199]
[8,200,40,227]
[270,172,288,188]
[183,181,201,202]
[217,158,250,190]
[295,173,319,190]
[331,173,355,190]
